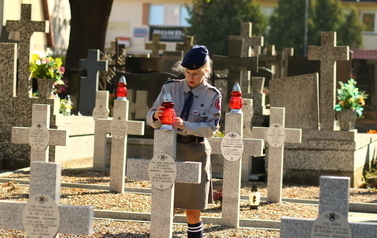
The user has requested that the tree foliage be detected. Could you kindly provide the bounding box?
[186,0,267,55]
[338,6,365,48]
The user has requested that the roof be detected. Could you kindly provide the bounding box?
[351,49,377,60]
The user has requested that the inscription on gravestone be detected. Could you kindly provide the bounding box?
[28,123,50,151]
[148,153,177,190]
[220,132,244,162]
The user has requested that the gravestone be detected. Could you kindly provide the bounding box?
[161,51,183,74]
[0,161,93,237]
[308,31,349,131]
[94,88,145,192]
[280,47,294,78]
[270,73,320,130]
[6,3,49,98]
[11,104,67,163]
[78,49,108,116]
[252,107,302,203]
[175,35,194,54]
[145,33,166,58]
[250,76,268,127]
[208,111,264,227]
[259,45,279,81]
[280,176,377,238]
[127,129,202,238]
[228,22,264,57]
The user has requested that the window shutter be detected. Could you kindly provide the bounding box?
[142,3,150,25]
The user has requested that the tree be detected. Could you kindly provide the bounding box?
[65,0,113,69]
[267,0,316,56]
[337,6,364,48]
[186,0,267,55]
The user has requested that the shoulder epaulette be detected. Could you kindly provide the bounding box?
[165,79,184,84]
[208,85,221,95]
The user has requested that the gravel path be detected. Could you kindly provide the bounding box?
[0,169,376,237]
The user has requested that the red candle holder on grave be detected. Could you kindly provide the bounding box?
[160,92,176,130]
[229,82,243,113]
[116,76,128,100]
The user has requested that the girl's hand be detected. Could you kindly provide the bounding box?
[153,106,165,120]
[173,117,184,129]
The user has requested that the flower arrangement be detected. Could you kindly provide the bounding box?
[213,187,223,205]
[29,54,65,86]
[334,78,368,117]
[59,96,73,116]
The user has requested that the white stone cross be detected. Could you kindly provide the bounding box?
[95,96,144,193]
[78,49,108,116]
[252,107,302,203]
[145,33,166,58]
[308,31,349,131]
[0,161,93,237]
[208,112,264,228]
[127,129,202,238]
[11,104,67,163]
[280,176,377,238]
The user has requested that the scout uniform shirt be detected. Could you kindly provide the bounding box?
[146,79,222,138]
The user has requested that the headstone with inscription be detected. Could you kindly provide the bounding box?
[127,129,202,238]
[94,85,145,192]
[0,161,93,237]
[78,49,108,116]
[208,110,264,227]
[11,104,67,163]
[252,107,302,203]
[280,176,377,238]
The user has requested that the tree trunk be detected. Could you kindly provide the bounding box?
[66,0,113,69]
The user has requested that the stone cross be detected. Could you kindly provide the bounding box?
[127,89,150,119]
[94,95,144,193]
[0,43,17,100]
[212,38,259,103]
[11,104,67,162]
[308,31,349,131]
[6,3,49,98]
[145,33,166,58]
[229,22,264,56]
[208,112,264,227]
[250,77,267,126]
[78,49,108,116]
[251,107,302,203]
[0,161,94,237]
[280,47,294,78]
[92,91,110,170]
[127,129,202,238]
[280,176,377,238]
[175,35,194,54]
[259,45,280,79]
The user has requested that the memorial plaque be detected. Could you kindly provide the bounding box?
[28,123,50,151]
[221,132,244,161]
[23,194,60,238]
[148,153,177,190]
[266,123,286,147]
[110,116,128,139]
[310,211,352,238]
[92,105,109,120]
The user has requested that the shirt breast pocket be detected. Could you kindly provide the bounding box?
[191,109,208,122]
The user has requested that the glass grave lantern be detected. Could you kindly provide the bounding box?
[116,76,128,101]
[229,82,243,113]
[249,184,260,210]
[159,92,176,130]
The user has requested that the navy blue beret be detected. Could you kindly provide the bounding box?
[181,45,209,70]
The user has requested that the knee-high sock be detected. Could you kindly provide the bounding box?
[188,221,203,238]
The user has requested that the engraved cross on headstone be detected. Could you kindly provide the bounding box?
[208,112,264,227]
[94,92,144,193]
[6,3,49,98]
[308,32,349,131]
[79,49,108,116]
[11,104,67,163]
[0,161,94,237]
[280,176,377,238]
[252,107,302,203]
[145,33,166,58]
[127,129,202,238]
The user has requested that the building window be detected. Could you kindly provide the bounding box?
[149,4,190,27]
[361,11,376,33]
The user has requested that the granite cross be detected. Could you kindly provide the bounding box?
[6,3,49,98]
[127,129,202,238]
[229,22,264,57]
[0,43,17,100]
[175,35,194,54]
[0,161,94,237]
[280,176,377,238]
[94,88,144,193]
[78,49,108,116]
[11,104,67,163]
[280,47,294,78]
[252,107,302,203]
[308,31,349,131]
[145,33,166,58]
[208,112,264,227]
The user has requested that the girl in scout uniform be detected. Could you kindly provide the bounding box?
[146,45,222,238]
